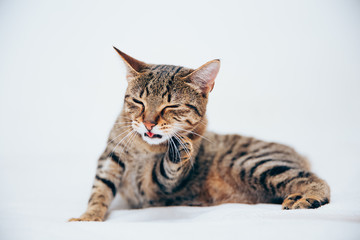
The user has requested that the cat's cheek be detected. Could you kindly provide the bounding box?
[161,117,172,125]
[124,107,141,118]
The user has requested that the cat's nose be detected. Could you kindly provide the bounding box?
[144,121,156,131]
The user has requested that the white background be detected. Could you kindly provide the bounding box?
[1,0,359,239]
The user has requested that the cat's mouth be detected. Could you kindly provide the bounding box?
[144,132,163,139]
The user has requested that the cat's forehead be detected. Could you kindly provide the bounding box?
[147,64,192,80]
[129,64,193,97]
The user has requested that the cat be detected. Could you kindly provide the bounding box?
[69,47,330,221]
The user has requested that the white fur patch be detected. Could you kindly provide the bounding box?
[132,121,170,145]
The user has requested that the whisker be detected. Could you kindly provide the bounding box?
[114,123,133,127]
[120,116,135,122]
[172,131,195,167]
[119,131,137,154]
[169,136,181,162]
[126,131,138,149]
[107,128,132,145]
[198,119,208,127]
[172,133,191,162]
[109,130,135,157]
[114,121,133,124]
[172,126,213,143]
[164,133,171,161]
[119,131,137,155]
[113,125,133,131]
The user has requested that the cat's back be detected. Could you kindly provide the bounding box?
[201,131,309,170]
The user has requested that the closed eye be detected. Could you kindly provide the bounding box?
[161,104,180,116]
[132,98,144,106]
[164,104,180,109]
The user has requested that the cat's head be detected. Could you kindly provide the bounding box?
[114,47,220,145]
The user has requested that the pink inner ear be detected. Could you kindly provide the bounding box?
[189,60,220,93]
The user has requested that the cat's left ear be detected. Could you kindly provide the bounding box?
[183,59,220,94]
[113,46,147,79]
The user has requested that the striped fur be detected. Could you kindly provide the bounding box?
[69,49,330,221]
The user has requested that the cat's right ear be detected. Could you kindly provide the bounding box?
[182,59,220,95]
[113,47,147,80]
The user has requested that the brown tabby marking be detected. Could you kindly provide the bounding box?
[69,48,330,222]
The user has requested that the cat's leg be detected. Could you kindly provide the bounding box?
[277,171,330,210]
[152,136,197,194]
[69,152,125,221]
[243,160,330,209]
[228,142,330,209]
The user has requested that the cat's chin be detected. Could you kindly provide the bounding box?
[141,133,167,145]
[140,135,168,153]
[141,135,167,145]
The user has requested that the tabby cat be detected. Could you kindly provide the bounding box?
[69,47,330,221]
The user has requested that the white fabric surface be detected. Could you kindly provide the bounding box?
[1,154,359,240]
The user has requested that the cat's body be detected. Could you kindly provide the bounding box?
[109,131,312,208]
[70,48,330,222]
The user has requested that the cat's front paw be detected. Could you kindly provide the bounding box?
[68,212,104,222]
[282,193,324,210]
